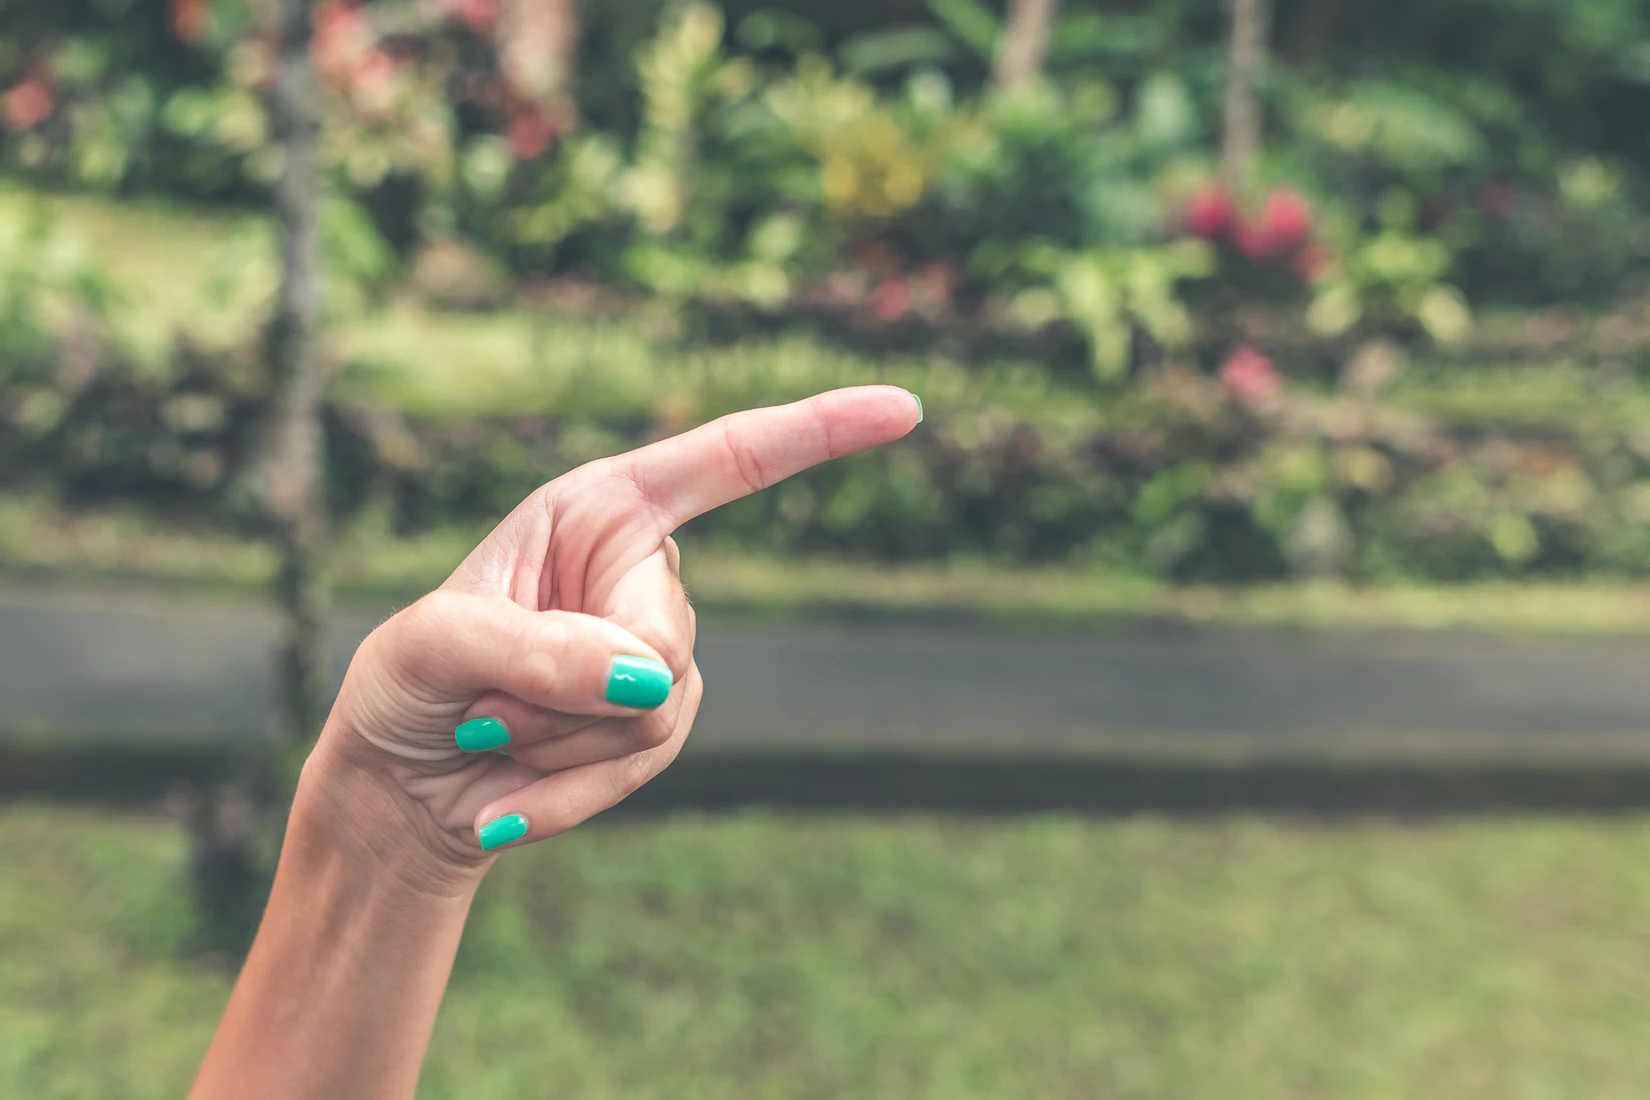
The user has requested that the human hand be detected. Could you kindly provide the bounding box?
[304,386,921,872]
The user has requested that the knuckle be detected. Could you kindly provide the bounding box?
[614,753,654,799]
[391,590,467,665]
[648,619,693,677]
[720,415,768,494]
[508,613,571,703]
[634,715,674,750]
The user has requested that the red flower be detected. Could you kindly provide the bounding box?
[1259,189,1313,253]
[1185,186,1235,240]
[1219,346,1281,402]
[170,0,210,44]
[1234,189,1314,261]
[4,78,53,129]
[313,1,371,86]
[443,0,499,33]
[1262,190,1313,249]
[869,278,913,322]
[1231,216,1268,259]
[350,49,396,96]
[507,111,557,159]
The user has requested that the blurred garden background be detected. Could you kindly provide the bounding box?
[11,0,1650,1094]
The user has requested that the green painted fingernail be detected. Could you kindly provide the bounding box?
[456,717,510,753]
[606,655,673,709]
[478,813,528,851]
[912,393,923,423]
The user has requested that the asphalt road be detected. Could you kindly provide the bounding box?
[7,585,1650,766]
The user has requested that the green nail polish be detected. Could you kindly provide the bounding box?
[456,717,510,753]
[911,393,923,423]
[606,655,673,709]
[478,813,528,851]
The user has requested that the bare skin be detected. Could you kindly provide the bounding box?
[189,386,920,1100]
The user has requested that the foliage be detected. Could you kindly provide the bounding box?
[10,3,1650,584]
[7,0,1650,361]
[11,185,1650,586]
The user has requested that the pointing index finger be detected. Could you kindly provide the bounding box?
[617,385,921,531]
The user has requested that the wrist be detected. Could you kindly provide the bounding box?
[292,735,492,901]
[196,740,482,1100]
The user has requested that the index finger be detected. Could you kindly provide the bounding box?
[615,385,921,531]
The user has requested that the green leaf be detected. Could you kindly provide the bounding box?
[924,0,1001,61]
[839,27,960,76]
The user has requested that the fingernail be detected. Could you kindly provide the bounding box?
[911,393,923,423]
[478,813,528,851]
[455,716,510,753]
[606,655,673,709]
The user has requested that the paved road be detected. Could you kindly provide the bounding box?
[8,585,1650,765]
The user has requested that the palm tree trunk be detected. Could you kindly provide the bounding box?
[266,0,328,762]
[992,0,1061,92]
[1220,0,1270,195]
[187,0,327,952]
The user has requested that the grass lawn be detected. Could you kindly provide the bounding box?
[17,494,1650,635]
[6,804,1650,1098]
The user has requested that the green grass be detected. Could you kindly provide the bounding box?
[8,803,1650,1098]
[19,494,1650,634]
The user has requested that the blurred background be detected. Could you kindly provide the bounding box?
[9,0,1650,1095]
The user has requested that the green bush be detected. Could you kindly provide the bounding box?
[7,0,1650,325]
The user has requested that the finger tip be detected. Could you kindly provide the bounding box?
[477,811,529,851]
[832,385,925,442]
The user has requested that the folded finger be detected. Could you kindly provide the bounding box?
[390,591,676,722]
[472,663,704,849]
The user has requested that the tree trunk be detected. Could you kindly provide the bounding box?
[186,0,327,949]
[1220,0,1270,195]
[992,0,1060,92]
[265,0,328,762]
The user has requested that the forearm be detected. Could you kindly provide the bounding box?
[191,748,485,1100]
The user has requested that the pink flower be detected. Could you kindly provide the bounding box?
[1259,189,1312,252]
[1184,186,1235,240]
[1220,346,1281,402]
[170,0,210,43]
[313,1,371,86]
[869,278,912,322]
[1236,189,1313,260]
[443,0,499,33]
[350,49,396,96]
[507,112,557,159]
[4,78,53,129]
